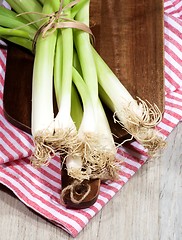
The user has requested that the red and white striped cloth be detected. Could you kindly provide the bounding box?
[0,0,182,237]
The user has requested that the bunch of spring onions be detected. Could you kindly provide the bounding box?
[0,0,166,184]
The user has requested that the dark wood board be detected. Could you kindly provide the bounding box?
[3,0,164,140]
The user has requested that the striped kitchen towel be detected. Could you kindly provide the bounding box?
[0,0,182,237]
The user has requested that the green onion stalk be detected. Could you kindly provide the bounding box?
[0,35,33,50]
[71,67,119,180]
[53,0,82,173]
[5,0,43,28]
[0,5,33,25]
[30,0,58,166]
[0,27,32,38]
[72,0,119,180]
[0,8,36,38]
[92,48,166,155]
[30,0,82,167]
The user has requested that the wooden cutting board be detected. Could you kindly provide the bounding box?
[3,0,164,141]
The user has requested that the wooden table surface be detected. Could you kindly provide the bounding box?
[0,121,181,240]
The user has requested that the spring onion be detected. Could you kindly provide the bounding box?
[0,5,31,25]
[30,0,58,166]
[1,35,33,50]
[0,26,32,39]
[0,15,36,39]
[92,47,166,155]
[6,0,42,28]
[0,0,165,183]
[5,0,34,24]
[71,67,118,180]
[52,0,82,175]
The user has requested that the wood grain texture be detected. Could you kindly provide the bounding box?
[0,121,181,240]
[90,0,164,106]
[3,0,164,139]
